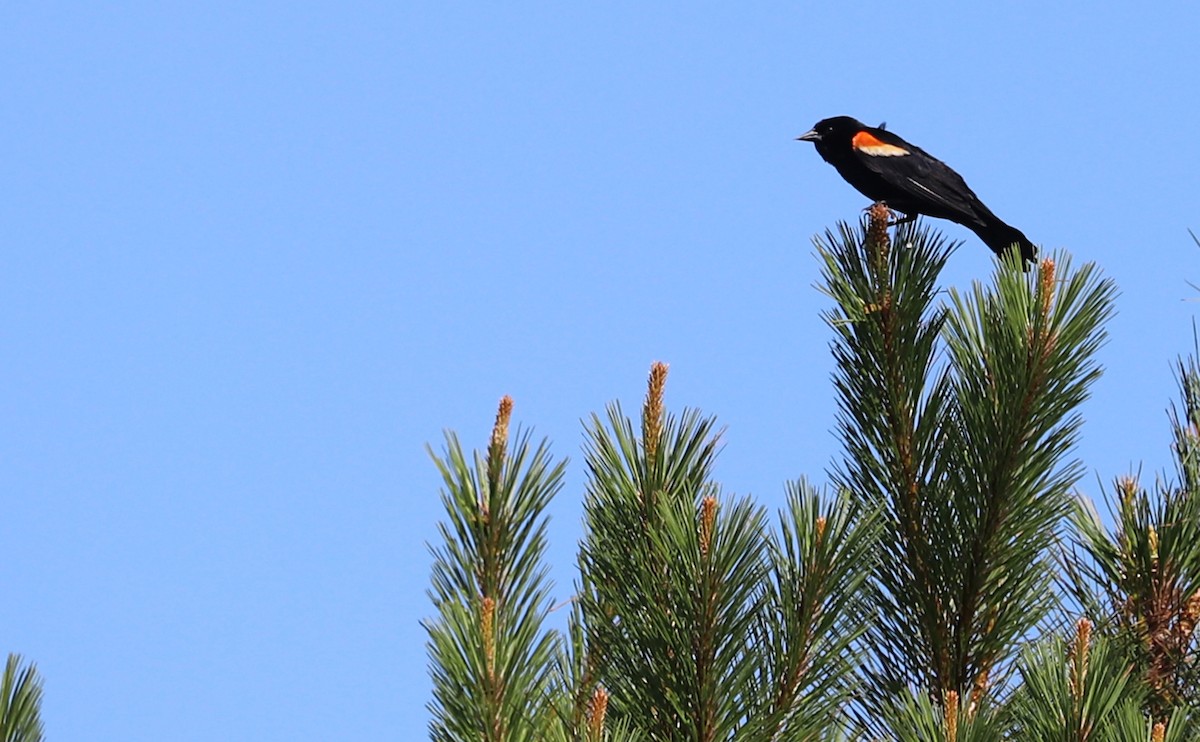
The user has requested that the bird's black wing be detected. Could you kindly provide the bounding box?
[849,129,990,222]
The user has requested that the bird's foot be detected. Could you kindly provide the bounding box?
[861,202,914,227]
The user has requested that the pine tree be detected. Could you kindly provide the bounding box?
[424,206,1200,740]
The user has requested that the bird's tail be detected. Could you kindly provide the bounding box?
[974,219,1037,267]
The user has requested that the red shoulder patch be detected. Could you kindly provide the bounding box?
[851,131,909,157]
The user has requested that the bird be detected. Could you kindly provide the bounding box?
[797,116,1036,264]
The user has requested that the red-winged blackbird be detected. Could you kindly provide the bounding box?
[797,116,1036,264]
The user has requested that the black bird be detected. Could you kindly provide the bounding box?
[797,116,1036,264]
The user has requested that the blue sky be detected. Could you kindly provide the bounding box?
[3,2,1199,739]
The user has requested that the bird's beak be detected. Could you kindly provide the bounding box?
[796,129,820,142]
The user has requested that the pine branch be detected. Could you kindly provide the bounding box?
[746,482,880,740]
[425,397,566,742]
[820,207,1114,736]
[818,207,959,704]
[942,252,1116,694]
[1065,332,1200,718]
[580,363,771,739]
[875,685,1009,742]
[1008,618,1141,739]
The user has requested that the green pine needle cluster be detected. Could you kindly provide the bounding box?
[0,655,44,742]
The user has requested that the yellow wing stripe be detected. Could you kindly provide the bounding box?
[852,131,909,157]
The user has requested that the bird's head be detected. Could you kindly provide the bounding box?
[796,116,869,146]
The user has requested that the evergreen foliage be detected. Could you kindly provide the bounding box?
[0,655,43,742]
[425,207,1198,740]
